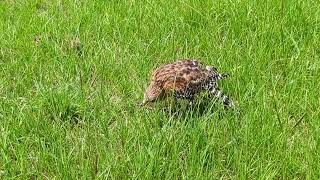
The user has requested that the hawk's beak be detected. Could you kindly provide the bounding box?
[139,99,148,107]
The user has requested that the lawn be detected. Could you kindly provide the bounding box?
[0,0,320,179]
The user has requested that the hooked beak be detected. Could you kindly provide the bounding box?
[139,99,148,107]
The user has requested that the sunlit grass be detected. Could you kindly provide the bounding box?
[0,0,319,179]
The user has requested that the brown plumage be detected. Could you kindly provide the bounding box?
[141,59,234,108]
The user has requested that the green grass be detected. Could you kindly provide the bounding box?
[1,0,320,179]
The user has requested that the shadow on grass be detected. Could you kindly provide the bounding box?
[157,97,241,123]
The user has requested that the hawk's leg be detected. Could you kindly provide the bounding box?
[173,89,196,106]
[174,90,195,100]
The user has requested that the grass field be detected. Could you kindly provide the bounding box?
[1,0,320,179]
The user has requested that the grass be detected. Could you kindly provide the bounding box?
[0,0,320,179]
